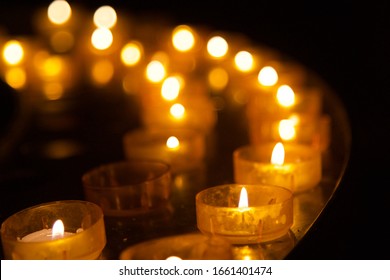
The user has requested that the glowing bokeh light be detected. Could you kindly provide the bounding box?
[172,25,195,52]
[161,76,182,101]
[208,67,229,90]
[91,28,113,50]
[121,41,143,66]
[166,136,180,150]
[279,119,296,141]
[43,82,64,100]
[47,0,72,25]
[276,85,295,107]
[146,60,166,83]
[91,59,114,84]
[93,5,117,29]
[170,103,185,119]
[2,40,24,65]
[207,36,228,58]
[234,51,254,72]
[50,31,74,53]
[258,66,278,86]
[5,67,26,89]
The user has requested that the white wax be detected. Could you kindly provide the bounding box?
[20,229,75,242]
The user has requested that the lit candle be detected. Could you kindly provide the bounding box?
[0,200,106,259]
[196,184,293,244]
[247,113,330,151]
[233,142,322,193]
[20,219,75,242]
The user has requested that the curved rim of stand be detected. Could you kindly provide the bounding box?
[285,71,352,258]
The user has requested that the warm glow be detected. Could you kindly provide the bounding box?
[172,25,195,52]
[207,36,228,58]
[170,103,185,119]
[121,41,143,66]
[166,136,180,150]
[5,67,26,89]
[208,67,229,90]
[41,56,64,79]
[161,76,183,100]
[271,142,285,165]
[52,219,65,239]
[3,40,24,65]
[50,31,74,53]
[279,119,296,141]
[258,66,278,86]
[146,60,166,83]
[91,59,114,84]
[276,85,295,107]
[91,27,113,50]
[43,82,64,100]
[234,51,254,72]
[93,5,117,29]
[238,187,249,208]
[48,0,72,25]
[166,256,182,260]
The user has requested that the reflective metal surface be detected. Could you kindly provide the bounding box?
[0,6,351,260]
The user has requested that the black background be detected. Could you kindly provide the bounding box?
[1,1,389,259]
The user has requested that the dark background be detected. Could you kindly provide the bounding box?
[1,1,389,259]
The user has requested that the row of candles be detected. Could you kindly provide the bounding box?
[0,1,330,259]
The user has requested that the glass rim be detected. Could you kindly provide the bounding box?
[81,159,171,190]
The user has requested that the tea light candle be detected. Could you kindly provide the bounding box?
[20,219,75,242]
[196,184,293,244]
[247,114,331,151]
[233,142,322,193]
[123,127,205,172]
[0,200,106,259]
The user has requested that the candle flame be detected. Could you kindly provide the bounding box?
[258,66,278,86]
[146,60,166,83]
[52,219,65,239]
[48,0,72,25]
[172,25,195,52]
[276,85,295,107]
[207,36,228,58]
[91,27,113,50]
[271,142,285,165]
[166,136,180,150]
[238,187,249,208]
[170,103,185,119]
[121,41,143,66]
[279,119,296,141]
[93,5,117,29]
[3,40,24,65]
[161,76,183,101]
[234,51,254,72]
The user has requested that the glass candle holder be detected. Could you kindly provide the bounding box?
[82,160,172,217]
[0,200,106,260]
[233,143,322,193]
[196,184,293,244]
[247,114,331,152]
[123,127,205,173]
